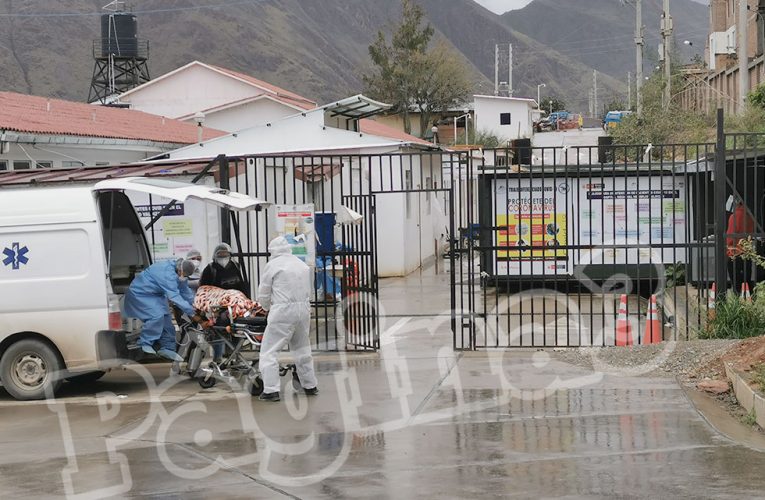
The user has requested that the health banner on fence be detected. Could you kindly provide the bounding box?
[576,176,688,266]
[490,175,691,277]
[493,178,574,276]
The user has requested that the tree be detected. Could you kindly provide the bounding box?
[542,96,566,113]
[364,0,473,136]
[605,99,627,112]
[747,83,765,110]
[610,72,712,156]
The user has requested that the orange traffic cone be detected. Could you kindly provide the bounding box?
[708,283,716,320]
[616,294,633,346]
[644,295,662,344]
[741,283,752,302]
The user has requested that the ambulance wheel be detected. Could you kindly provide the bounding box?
[248,376,264,396]
[291,370,301,391]
[198,376,217,389]
[66,371,106,384]
[0,339,64,400]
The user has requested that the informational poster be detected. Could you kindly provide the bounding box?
[127,190,217,263]
[489,175,691,277]
[272,204,316,266]
[577,176,688,266]
[493,178,574,276]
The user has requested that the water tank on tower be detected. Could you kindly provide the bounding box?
[101,12,138,57]
[88,1,150,104]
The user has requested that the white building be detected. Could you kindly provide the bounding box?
[116,61,317,132]
[112,62,449,277]
[473,95,538,142]
[0,91,224,171]
[163,96,445,277]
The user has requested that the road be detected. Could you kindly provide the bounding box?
[1,269,764,498]
[532,128,606,166]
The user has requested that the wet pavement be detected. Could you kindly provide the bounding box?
[2,269,765,498]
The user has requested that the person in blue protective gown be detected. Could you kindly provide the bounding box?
[124,258,198,362]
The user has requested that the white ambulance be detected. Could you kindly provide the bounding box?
[0,177,266,400]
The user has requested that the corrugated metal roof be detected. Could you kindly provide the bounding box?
[0,160,215,187]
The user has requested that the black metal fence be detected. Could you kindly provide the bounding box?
[175,113,764,351]
[210,151,462,352]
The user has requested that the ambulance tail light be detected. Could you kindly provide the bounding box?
[108,294,123,330]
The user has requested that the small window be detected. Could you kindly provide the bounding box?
[0,160,7,171]
[36,161,52,168]
[500,113,512,125]
[96,162,109,166]
[13,161,31,170]
[62,161,85,168]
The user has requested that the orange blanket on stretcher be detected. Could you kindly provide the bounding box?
[193,285,266,320]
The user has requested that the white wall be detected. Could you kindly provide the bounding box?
[193,98,301,133]
[474,96,534,141]
[121,64,260,119]
[0,143,162,170]
[225,152,446,280]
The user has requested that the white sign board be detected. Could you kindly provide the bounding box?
[576,176,688,266]
[490,175,690,276]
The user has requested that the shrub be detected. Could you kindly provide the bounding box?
[702,283,765,339]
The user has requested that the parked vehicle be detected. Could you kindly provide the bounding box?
[603,110,632,130]
[535,111,572,132]
[0,177,268,400]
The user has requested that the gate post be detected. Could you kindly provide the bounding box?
[714,108,728,292]
[219,155,232,245]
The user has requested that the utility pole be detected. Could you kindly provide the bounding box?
[738,0,749,113]
[635,0,644,115]
[494,44,499,96]
[588,89,594,118]
[628,71,632,110]
[661,0,673,108]
[593,70,599,119]
[508,44,513,96]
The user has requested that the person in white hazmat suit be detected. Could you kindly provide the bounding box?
[257,236,318,401]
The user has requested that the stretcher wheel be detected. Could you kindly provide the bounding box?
[248,376,264,396]
[198,376,217,389]
[291,370,301,391]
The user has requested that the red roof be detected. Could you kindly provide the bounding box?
[359,119,432,146]
[0,92,226,144]
[207,64,317,110]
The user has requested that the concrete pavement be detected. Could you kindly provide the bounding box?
[1,269,765,498]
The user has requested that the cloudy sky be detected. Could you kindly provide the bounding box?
[474,0,707,15]
[473,0,532,14]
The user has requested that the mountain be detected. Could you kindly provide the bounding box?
[502,0,709,87]
[0,0,626,116]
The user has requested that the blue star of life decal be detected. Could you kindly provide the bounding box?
[3,243,29,270]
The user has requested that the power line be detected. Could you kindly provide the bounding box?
[513,27,708,59]
[0,0,263,18]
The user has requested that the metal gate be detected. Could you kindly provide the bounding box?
[341,194,379,350]
[177,124,763,352]
[453,141,722,349]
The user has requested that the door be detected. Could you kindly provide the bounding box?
[341,194,379,351]
[94,177,270,211]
